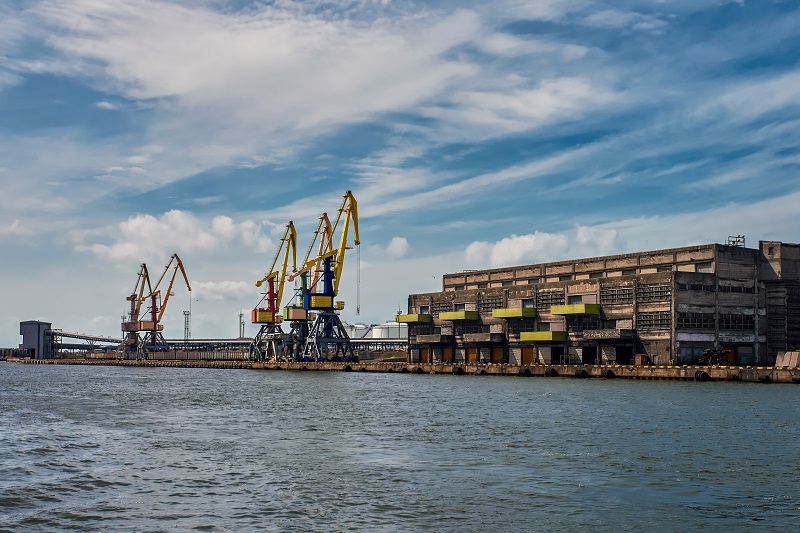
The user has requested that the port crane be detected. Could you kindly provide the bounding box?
[119,263,153,357]
[137,253,191,354]
[250,221,297,360]
[290,190,360,360]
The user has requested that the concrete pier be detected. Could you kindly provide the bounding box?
[7,358,800,383]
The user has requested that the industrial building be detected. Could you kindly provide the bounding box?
[19,320,53,359]
[398,239,800,366]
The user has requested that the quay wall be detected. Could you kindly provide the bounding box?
[6,358,800,383]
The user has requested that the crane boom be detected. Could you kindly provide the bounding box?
[255,221,297,313]
[145,253,191,323]
[127,263,152,320]
[288,213,332,285]
[330,190,359,295]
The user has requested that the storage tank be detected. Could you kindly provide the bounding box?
[371,322,406,339]
[345,323,371,338]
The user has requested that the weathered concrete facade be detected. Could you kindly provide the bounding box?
[400,241,800,366]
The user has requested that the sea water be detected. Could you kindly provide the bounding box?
[1,363,798,532]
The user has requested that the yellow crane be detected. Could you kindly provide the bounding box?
[251,222,297,360]
[297,190,360,360]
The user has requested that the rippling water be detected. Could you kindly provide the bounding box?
[1,363,798,532]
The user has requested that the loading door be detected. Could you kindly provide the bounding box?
[491,347,504,364]
[442,347,453,363]
[466,347,478,363]
[522,347,535,366]
[420,347,430,364]
[721,346,737,366]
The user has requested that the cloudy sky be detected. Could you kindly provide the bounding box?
[2,0,799,346]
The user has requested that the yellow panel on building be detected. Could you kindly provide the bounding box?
[439,311,480,321]
[395,314,433,323]
[520,331,567,342]
[492,308,538,319]
[549,304,601,315]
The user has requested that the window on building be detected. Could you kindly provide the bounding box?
[431,301,453,317]
[537,290,565,309]
[677,312,714,329]
[568,295,583,304]
[478,296,503,313]
[600,285,634,305]
[568,315,601,331]
[501,281,513,287]
[677,283,715,292]
[718,285,754,294]
[419,305,430,314]
[695,261,713,273]
[589,272,605,279]
[657,266,673,272]
[409,323,433,336]
[477,283,488,289]
[768,246,775,255]
[528,278,540,285]
[559,275,573,282]
[638,312,672,329]
[622,269,637,276]
[507,318,535,335]
[719,314,754,330]
[454,322,480,335]
[454,303,466,312]
[637,283,672,302]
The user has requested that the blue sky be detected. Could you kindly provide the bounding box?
[2,0,800,346]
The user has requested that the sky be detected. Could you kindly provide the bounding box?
[1,0,800,347]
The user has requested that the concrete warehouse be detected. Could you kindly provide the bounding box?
[398,239,800,366]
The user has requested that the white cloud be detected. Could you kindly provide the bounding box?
[593,191,800,251]
[0,219,31,237]
[575,226,623,254]
[466,231,571,268]
[386,236,409,258]
[423,77,619,139]
[95,100,119,110]
[33,1,481,132]
[498,0,589,22]
[581,9,667,32]
[716,70,800,118]
[76,210,274,263]
[192,280,253,302]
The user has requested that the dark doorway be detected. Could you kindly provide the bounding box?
[616,346,633,365]
[582,346,597,365]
